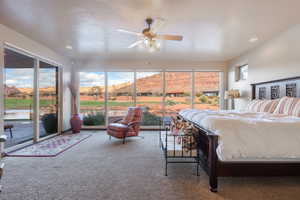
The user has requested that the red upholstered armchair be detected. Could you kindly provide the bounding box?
[107,107,142,144]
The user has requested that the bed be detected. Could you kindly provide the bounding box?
[177,76,300,192]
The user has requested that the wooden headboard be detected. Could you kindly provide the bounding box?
[251,76,300,100]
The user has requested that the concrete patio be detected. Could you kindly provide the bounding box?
[4,120,49,148]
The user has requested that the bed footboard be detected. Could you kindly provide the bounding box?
[160,122,201,176]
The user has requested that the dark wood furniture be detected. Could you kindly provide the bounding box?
[4,124,14,138]
[179,76,300,192]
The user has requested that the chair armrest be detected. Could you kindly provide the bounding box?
[0,135,7,143]
[127,121,141,127]
[0,163,4,178]
[110,117,125,123]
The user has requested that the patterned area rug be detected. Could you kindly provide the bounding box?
[6,133,92,157]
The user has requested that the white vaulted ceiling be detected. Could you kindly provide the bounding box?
[1,0,300,65]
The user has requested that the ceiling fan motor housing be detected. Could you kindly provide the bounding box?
[146,18,153,27]
[143,18,155,38]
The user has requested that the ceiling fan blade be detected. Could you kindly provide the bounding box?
[128,40,144,48]
[155,34,183,41]
[117,29,142,36]
[150,18,165,33]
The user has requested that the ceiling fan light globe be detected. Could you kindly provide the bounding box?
[149,47,156,53]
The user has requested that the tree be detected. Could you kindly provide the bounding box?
[90,86,103,100]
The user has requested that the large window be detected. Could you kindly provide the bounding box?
[79,72,105,127]
[78,71,222,129]
[194,72,220,110]
[238,64,248,81]
[136,72,163,127]
[165,72,192,117]
[107,72,134,123]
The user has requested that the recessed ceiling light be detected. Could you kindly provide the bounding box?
[249,37,258,43]
[66,45,73,50]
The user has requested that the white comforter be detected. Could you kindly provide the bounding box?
[179,109,300,161]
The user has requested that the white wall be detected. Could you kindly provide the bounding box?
[0,23,72,135]
[228,24,300,110]
[74,59,227,72]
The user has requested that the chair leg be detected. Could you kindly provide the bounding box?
[0,164,3,192]
[123,136,126,144]
[10,129,13,138]
[197,162,200,176]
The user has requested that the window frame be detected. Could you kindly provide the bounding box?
[237,64,248,81]
[78,70,224,129]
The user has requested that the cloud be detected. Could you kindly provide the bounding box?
[5,79,17,85]
[79,72,105,87]
[5,68,57,88]
[5,68,34,88]
[136,72,160,79]
[79,72,161,87]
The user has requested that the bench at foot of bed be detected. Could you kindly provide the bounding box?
[160,130,201,176]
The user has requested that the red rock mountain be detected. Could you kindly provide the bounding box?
[115,72,219,94]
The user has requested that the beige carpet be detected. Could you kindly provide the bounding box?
[1,131,300,200]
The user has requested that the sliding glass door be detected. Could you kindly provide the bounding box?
[2,47,61,148]
[39,61,59,137]
[79,72,105,127]
[3,49,35,148]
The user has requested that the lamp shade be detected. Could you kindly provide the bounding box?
[225,89,240,99]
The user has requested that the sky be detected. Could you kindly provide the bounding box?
[5,68,57,88]
[79,72,160,87]
[5,69,160,88]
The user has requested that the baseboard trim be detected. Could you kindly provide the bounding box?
[62,128,72,133]
[80,128,163,131]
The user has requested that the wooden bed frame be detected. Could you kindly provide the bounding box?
[180,76,300,192]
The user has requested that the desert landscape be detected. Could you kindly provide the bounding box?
[79,72,220,126]
[4,72,219,126]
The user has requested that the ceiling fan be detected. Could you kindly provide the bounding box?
[117,18,183,51]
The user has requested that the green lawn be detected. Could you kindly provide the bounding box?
[5,98,188,109]
[80,101,163,107]
[5,99,56,109]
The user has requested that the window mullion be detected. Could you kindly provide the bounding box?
[191,71,195,109]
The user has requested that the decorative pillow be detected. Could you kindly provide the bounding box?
[273,96,300,117]
[246,99,279,113]
[182,124,199,151]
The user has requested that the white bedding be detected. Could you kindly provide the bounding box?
[179,109,300,162]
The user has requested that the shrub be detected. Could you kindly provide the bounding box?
[199,95,209,103]
[41,113,58,134]
[166,100,176,106]
[195,93,203,98]
[141,111,162,126]
[83,112,105,126]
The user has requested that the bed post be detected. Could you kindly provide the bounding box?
[208,134,218,192]
[251,84,256,100]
